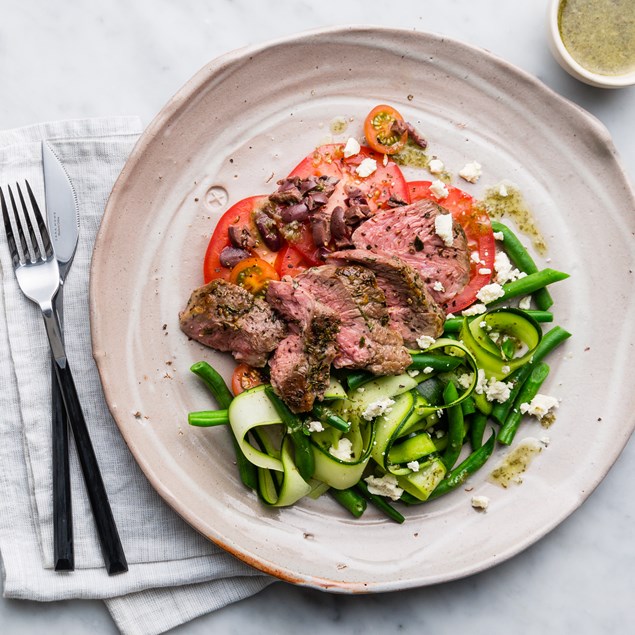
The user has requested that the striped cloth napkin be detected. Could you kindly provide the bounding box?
[0,117,272,635]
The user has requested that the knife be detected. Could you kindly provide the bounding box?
[43,142,128,575]
[43,141,78,571]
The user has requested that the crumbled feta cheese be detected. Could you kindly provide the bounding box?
[474,369,488,394]
[423,366,434,374]
[356,386,365,393]
[433,280,446,292]
[479,320,487,328]
[498,183,509,197]
[493,231,504,241]
[520,394,559,420]
[364,474,403,501]
[478,267,492,275]
[307,420,324,433]
[462,303,487,316]
[471,495,489,510]
[476,283,505,304]
[407,460,421,472]
[329,437,354,460]
[518,296,531,310]
[458,373,474,389]
[416,335,436,349]
[446,313,455,319]
[428,158,445,174]
[501,365,511,375]
[485,379,512,403]
[343,137,361,158]
[356,157,377,177]
[430,179,449,200]
[540,436,551,446]
[361,397,395,421]
[494,251,526,284]
[459,161,482,183]
[470,251,482,264]
[434,213,454,246]
[407,369,420,377]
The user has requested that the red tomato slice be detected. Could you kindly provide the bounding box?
[408,181,496,313]
[203,195,273,284]
[286,143,410,262]
[231,363,265,395]
[274,245,312,278]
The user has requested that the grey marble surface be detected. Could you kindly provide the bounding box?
[1,0,634,633]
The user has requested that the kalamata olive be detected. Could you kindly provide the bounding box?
[311,210,331,247]
[269,187,301,204]
[330,206,347,239]
[280,202,309,223]
[228,224,257,249]
[219,246,250,269]
[309,191,330,206]
[255,212,282,251]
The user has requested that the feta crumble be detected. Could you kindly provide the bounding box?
[407,369,420,377]
[476,283,505,304]
[518,296,531,310]
[356,157,377,177]
[430,179,449,200]
[307,420,324,433]
[457,373,474,389]
[462,303,487,316]
[470,251,482,264]
[428,158,445,174]
[343,137,361,158]
[407,460,421,472]
[361,397,395,421]
[432,280,445,292]
[434,213,454,246]
[494,251,526,285]
[471,495,489,510]
[493,231,504,241]
[416,335,436,350]
[498,183,509,197]
[365,474,403,500]
[519,394,559,421]
[474,369,513,403]
[423,366,434,374]
[459,161,482,183]
[329,437,354,460]
[478,267,492,275]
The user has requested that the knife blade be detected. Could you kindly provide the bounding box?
[43,141,79,571]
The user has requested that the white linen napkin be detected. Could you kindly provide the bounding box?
[0,117,273,635]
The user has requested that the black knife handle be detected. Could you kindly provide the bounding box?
[51,359,74,571]
[53,358,128,575]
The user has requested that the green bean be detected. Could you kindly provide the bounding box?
[442,381,464,470]
[345,370,374,391]
[461,396,476,417]
[311,403,351,433]
[190,362,257,490]
[355,480,405,524]
[408,352,463,372]
[498,362,550,445]
[190,361,234,408]
[491,325,571,424]
[444,310,553,333]
[470,411,488,450]
[264,387,315,481]
[491,221,554,311]
[427,430,496,500]
[330,487,367,518]
[188,410,229,427]
[496,269,569,305]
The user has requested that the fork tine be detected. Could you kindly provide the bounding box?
[15,182,42,262]
[25,180,54,259]
[8,185,32,265]
[0,187,22,267]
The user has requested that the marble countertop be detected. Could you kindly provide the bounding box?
[1,0,634,633]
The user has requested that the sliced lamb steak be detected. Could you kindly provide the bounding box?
[296,265,411,375]
[266,280,340,412]
[351,198,470,307]
[328,249,445,346]
[179,279,286,367]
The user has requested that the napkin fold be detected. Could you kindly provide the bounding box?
[0,118,272,635]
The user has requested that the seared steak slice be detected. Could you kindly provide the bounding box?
[328,250,445,346]
[179,279,286,367]
[351,198,470,307]
[266,280,340,412]
[296,265,411,375]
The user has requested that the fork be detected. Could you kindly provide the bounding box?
[1,181,128,575]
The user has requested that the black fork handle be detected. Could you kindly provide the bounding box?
[52,358,128,575]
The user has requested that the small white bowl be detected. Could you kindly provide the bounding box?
[547,0,635,88]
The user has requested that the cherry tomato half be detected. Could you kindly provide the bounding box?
[231,363,265,395]
[363,104,408,155]
[408,181,496,313]
[229,256,280,295]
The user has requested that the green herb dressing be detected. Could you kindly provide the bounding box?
[488,439,542,488]
[559,0,635,76]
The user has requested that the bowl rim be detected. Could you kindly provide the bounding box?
[547,0,635,88]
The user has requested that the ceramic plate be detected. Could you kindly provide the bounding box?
[91,27,635,591]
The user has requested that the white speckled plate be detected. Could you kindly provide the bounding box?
[90,26,635,591]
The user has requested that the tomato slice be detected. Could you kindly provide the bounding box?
[408,181,496,313]
[286,143,410,264]
[229,257,280,295]
[203,195,275,284]
[231,363,265,395]
[274,244,312,278]
[363,104,408,155]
